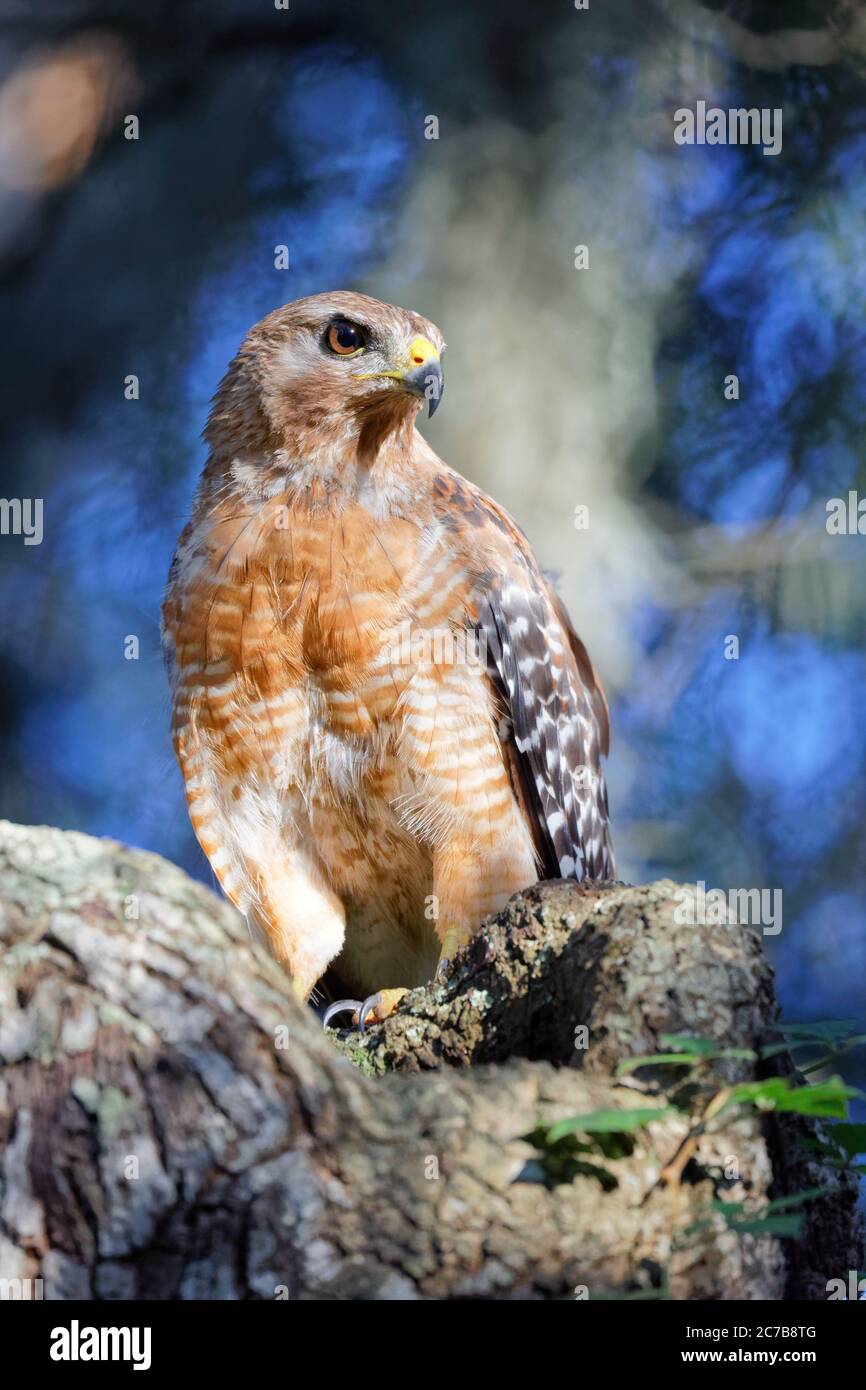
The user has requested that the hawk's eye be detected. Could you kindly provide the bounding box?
[326,320,365,356]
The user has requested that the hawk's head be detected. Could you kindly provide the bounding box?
[206,291,445,465]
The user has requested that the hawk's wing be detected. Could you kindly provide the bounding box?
[432,470,615,882]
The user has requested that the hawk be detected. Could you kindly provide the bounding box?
[163,292,614,1028]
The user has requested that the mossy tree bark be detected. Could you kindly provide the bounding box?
[0,821,860,1300]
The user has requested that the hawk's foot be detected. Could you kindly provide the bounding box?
[356,987,408,1032]
[322,988,408,1033]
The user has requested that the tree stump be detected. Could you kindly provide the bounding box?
[0,821,860,1299]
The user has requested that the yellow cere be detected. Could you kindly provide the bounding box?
[407,335,439,367]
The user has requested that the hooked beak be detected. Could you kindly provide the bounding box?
[354,334,445,416]
[402,355,444,416]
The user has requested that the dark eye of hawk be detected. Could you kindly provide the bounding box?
[325,320,366,356]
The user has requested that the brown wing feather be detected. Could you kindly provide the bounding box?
[433,471,615,881]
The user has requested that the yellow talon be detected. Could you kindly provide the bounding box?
[354,987,409,1030]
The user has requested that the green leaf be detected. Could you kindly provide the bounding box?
[771,1078,860,1116]
[659,1034,724,1055]
[726,1213,804,1238]
[546,1106,675,1142]
[801,1037,866,1074]
[828,1123,866,1158]
[616,1030,762,1087]
[616,1053,698,1075]
[768,1019,857,1040]
[711,1199,745,1217]
[720,1075,859,1119]
[710,1198,805,1238]
[758,1039,830,1060]
[765,1186,833,1211]
[660,1034,757,1062]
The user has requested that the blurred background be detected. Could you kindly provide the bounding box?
[0,0,863,1148]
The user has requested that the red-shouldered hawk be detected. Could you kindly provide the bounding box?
[163,291,614,1028]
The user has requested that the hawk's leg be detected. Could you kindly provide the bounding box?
[213,816,346,1004]
[431,827,536,975]
[436,922,474,974]
[323,831,538,1032]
